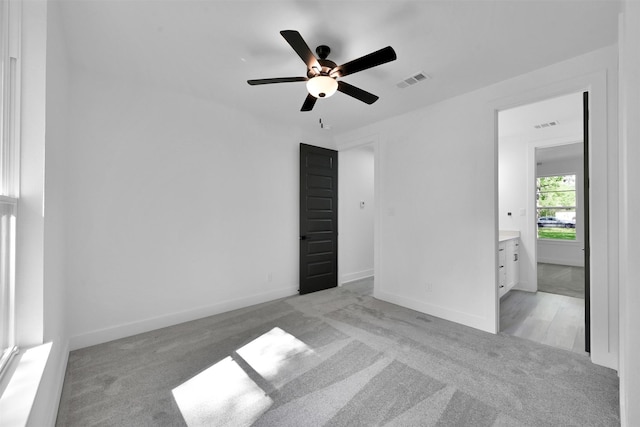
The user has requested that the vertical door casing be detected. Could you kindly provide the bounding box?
[583,91,591,353]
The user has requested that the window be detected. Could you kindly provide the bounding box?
[536,175,577,240]
[0,0,20,378]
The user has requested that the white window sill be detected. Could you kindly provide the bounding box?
[0,342,52,427]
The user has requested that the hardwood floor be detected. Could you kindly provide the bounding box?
[500,290,587,355]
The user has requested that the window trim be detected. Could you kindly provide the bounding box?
[0,0,21,380]
[536,173,578,241]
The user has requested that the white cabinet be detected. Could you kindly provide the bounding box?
[506,239,519,290]
[498,237,519,298]
[498,242,507,292]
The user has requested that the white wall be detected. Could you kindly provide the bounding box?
[335,45,618,369]
[337,94,499,333]
[338,145,374,284]
[618,2,640,425]
[498,134,534,290]
[64,70,323,349]
[536,153,584,267]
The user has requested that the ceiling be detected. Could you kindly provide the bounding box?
[536,142,583,164]
[57,0,621,135]
[499,91,584,163]
[498,91,583,139]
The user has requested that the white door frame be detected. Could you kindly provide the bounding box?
[336,135,380,291]
[492,70,617,369]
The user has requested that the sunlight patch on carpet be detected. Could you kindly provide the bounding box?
[172,327,314,426]
[236,327,315,381]
[172,356,272,427]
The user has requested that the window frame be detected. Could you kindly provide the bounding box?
[536,173,578,241]
[0,0,21,380]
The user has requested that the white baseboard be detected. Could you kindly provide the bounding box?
[538,257,585,267]
[69,286,298,350]
[340,269,374,285]
[374,290,495,333]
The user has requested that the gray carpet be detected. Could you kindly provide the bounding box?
[56,278,618,426]
[537,263,585,299]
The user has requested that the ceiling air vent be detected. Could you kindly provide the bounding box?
[534,121,559,129]
[396,71,431,89]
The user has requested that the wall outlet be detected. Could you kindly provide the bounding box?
[425,282,433,292]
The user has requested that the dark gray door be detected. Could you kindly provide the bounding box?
[583,91,591,353]
[299,143,338,295]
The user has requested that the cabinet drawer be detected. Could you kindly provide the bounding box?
[498,244,506,265]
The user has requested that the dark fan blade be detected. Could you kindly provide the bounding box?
[301,93,317,111]
[332,46,397,78]
[280,30,321,70]
[247,77,308,85]
[337,81,379,104]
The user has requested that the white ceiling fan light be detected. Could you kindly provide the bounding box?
[247,30,397,111]
[306,75,338,98]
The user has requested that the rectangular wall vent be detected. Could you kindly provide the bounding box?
[534,120,559,129]
[396,71,431,89]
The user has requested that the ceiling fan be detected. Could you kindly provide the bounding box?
[247,30,397,112]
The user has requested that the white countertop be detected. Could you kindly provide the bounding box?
[499,230,520,242]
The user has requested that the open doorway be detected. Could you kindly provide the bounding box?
[338,144,375,296]
[497,92,588,354]
[535,143,585,296]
